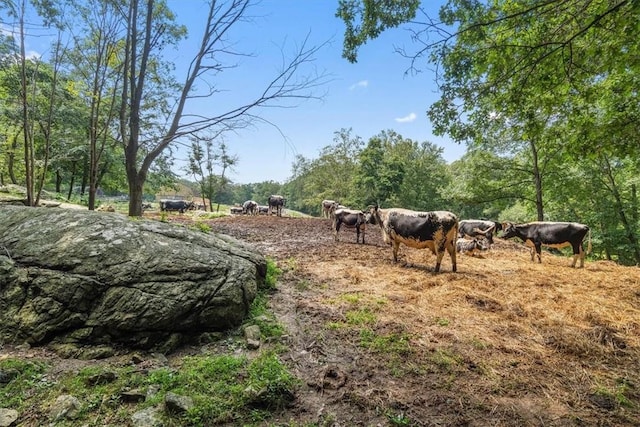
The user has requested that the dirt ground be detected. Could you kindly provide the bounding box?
[205,214,640,426]
[4,212,640,426]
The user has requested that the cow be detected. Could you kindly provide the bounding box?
[333,208,370,244]
[242,200,258,215]
[230,206,244,215]
[500,221,591,267]
[458,219,498,244]
[321,199,340,219]
[369,205,458,273]
[257,205,269,215]
[268,195,286,217]
[142,202,153,211]
[160,200,195,213]
[456,237,490,256]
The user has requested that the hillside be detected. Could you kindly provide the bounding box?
[2,212,639,426]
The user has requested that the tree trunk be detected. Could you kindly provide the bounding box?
[67,161,76,201]
[530,140,544,221]
[55,169,62,193]
[127,172,144,216]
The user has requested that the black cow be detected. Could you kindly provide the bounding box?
[257,205,269,215]
[242,200,258,215]
[369,205,458,273]
[230,206,244,215]
[159,200,195,213]
[456,237,490,256]
[268,195,285,217]
[501,221,591,268]
[458,219,498,244]
[333,209,370,244]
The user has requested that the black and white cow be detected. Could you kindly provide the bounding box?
[500,221,591,267]
[458,219,499,244]
[242,200,258,215]
[268,195,286,217]
[369,205,458,273]
[159,200,195,213]
[456,237,490,256]
[321,199,340,219]
[333,209,370,244]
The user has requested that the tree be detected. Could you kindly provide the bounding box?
[117,0,329,216]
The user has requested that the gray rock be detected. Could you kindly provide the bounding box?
[131,406,164,427]
[244,324,262,349]
[0,206,266,350]
[0,408,18,427]
[164,392,194,414]
[49,395,81,421]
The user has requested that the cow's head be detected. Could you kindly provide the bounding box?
[500,222,517,239]
[472,224,496,244]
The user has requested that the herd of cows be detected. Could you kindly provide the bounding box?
[155,196,592,273]
[321,199,592,273]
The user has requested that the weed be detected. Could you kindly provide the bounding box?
[0,359,49,410]
[190,221,211,233]
[435,317,450,327]
[264,258,282,290]
[345,308,377,326]
[359,328,412,356]
[386,410,413,426]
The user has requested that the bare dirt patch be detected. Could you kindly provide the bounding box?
[4,212,640,426]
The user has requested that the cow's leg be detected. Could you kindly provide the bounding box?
[448,241,457,272]
[392,241,400,262]
[433,247,444,273]
[362,225,365,245]
[535,244,542,263]
[334,220,341,242]
[571,243,584,268]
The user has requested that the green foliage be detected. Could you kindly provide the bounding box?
[0,359,50,410]
[0,352,298,426]
[336,0,420,63]
[264,258,282,290]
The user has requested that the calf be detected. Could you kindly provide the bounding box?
[321,199,340,219]
[333,209,369,244]
[369,205,458,273]
[501,221,591,267]
[257,205,269,215]
[456,237,490,256]
[458,219,498,244]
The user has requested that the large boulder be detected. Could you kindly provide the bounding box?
[0,206,266,350]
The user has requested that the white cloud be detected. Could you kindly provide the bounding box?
[395,112,417,123]
[349,80,368,90]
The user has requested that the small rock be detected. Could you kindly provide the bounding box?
[50,395,81,421]
[0,369,19,384]
[244,325,261,349]
[164,392,194,414]
[146,384,161,401]
[121,389,146,403]
[0,408,19,427]
[131,406,164,427]
[85,371,117,386]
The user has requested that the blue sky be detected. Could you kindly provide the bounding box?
[167,0,463,184]
[8,0,463,184]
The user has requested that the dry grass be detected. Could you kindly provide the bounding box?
[292,234,640,425]
[188,215,640,424]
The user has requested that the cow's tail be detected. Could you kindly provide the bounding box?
[586,228,592,255]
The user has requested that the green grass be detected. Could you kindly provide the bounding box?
[0,352,299,426]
